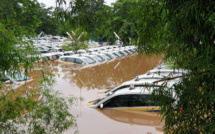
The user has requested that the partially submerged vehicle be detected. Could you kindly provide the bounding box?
[2,71,31,84]
[90,87,176,112]
[105,77,179,96]
[41,53,63,62]
[63,51,74,56]
[59,55,96,65]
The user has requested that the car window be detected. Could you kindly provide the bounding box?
[52,55,60,59]
[59,49,64,52]
[105,54,113,59]
[60,58,67,61]
[97,55,105,61]
[82,57,95,64]
[75,58,84,64]
[103,95,130,108]
[50,49,57,52]
[131,95,152,107]
[118,51,126,56]
[131,94,162,107]
[112,53,120,58]
[92,55,103,62]
[67,58,75,63]
[101,54,111,60]
[64,53,73,56]
[123,50,130,55]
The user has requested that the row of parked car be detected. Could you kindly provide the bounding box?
[39,45,137,68]
[89,63,188,111]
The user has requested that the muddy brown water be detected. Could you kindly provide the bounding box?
[26,53,164,134]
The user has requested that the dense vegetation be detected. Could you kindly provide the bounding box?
[0,0,78,133]
[1,0,215,133]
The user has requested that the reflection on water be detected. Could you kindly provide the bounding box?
[96,109,164,131]
[60,54,162,90]
[15,53,163,134]
[58,53,163,134]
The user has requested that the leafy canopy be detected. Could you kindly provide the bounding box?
[0,0,79,133]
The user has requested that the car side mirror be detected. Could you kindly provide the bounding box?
[100,104,103,109]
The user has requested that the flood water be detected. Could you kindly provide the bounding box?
[28,53,164,134]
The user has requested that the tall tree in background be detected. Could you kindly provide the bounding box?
[57,0,104,35]
[94,0,137,45]
[35,3,59,35]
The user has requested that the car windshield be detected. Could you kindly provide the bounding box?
[123,50,130,55]
[7,72,30,82]
[64,53,73,56]
[111,53,120,58]
[105,54,113,59]
[93,96,109,105]
[40,51,49,54]
[82,57,95,64]
[92,55,104,62]
[128,49,135,53]
[96,55,105,61]
[115,52,123,57]
[118,51,126,56]
[101,54,111,60]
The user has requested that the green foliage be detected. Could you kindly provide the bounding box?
[35,3,59,35]
[129,0,215,133]
[55,0,105,34]
[62,28,88,52]
[94,0,137,45]
[0,0,79,133]
[0,70,79,133]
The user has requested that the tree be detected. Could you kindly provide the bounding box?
[35,3,59,35]
[56,0,105,38]
[62,28,88,52]
[0,0,78,133]
[130,0,215,133]
[94,0,137,45]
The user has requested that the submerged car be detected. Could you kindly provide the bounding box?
[59,55,96,65]
[1,71,31,84]
[90,87,175,112]
[81,53,105,63]
[41,53,63,62]
[63,51,74,56]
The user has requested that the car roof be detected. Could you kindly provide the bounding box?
[60,54,89,59]
[113,86,157,95]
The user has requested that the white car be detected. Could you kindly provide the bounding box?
[81,53,105,63]
[90,86,176,112]
[59,55,96,65]
[41,53,63,62]
[105,77,179,96]
[63,51,74,56]
[77,49,87,54]
[49,48,64,53]
[2,71,31,84]
[89,52,114,62]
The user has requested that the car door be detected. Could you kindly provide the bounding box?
[66,57,75,63]
[126,94,160,112]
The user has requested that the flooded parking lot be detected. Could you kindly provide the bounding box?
[26,53,164,134]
